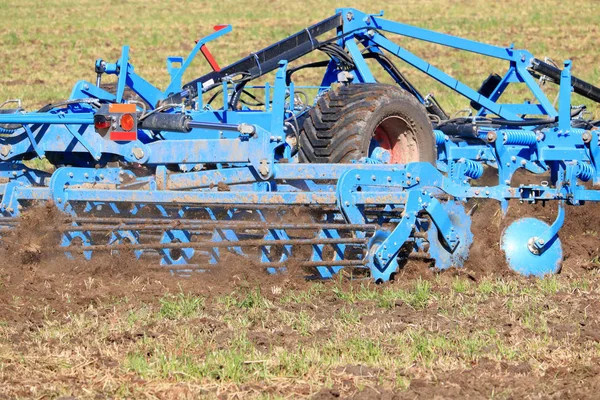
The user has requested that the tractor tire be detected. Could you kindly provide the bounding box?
[299,83,436,164]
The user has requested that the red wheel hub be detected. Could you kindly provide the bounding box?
[372,116,419,164]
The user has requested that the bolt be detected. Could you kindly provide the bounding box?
[521,54,526,62]
[12,171,17,177]
[582,131,593,143]
[475,190,480,195]
[69,172,74,178]
[83,83,89,90]
[132,147,145,160]
[356,174,361,180]
[363,16,371,24]
[511,156,517,162]
[367,29,375,37]
[521,160,527,166]
[387,176,392,182]
[258,159,270,176]
[99,174,104,180]
[371,175,376,181]
[238,123,256,136]
[276,136,282,142]
[346,11,353,21]
[345,201,350,207]
[0,145,11,157]
[406,173,411,178]
[270,136,275,141]
[486,190,490,195]
[486,132,497,143]
[406,180,412,185]
[84,173,89,178]
[57,198,62,203]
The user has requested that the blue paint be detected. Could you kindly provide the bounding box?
[0,9,597,280]
[501,218,563,276]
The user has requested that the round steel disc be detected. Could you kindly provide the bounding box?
[501,218,562,277]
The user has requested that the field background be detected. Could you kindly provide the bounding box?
[2,1,600,399]
[1,0,600,114]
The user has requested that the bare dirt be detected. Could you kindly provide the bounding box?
[1,201,600,398]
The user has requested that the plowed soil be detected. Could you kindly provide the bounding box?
[1,201,600,399]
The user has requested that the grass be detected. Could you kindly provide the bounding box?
[5,273,600,398]
[1,0,599,117]
[158,292,205,319]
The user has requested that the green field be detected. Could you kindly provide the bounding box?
[2,0,600,114]
[2,1,600,399]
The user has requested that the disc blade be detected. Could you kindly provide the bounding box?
[501,218,562,277]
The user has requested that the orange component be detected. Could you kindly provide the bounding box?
[120,113,135,131]
[200,45,221,72]
[110,131,137,141]
[94,118,110,130]
[109,103,136,113]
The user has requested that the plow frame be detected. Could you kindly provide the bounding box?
[0,8,599,279]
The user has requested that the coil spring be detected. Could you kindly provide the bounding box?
[434,130,447,145]
[576,162,594,182]
[502,130,537,146]
[459,159,484,179]
[0,127,16,134]
[358,157,383,165]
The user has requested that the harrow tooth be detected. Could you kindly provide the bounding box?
[70,237,368,252]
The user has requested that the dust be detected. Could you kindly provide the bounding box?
[0,205,316,324]
[461,199,600,279]
[2,199,600,325]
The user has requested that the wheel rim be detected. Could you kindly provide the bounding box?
[371,116,419,164]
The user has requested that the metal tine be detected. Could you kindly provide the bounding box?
[154,259,366,270]
[66,237,368,252]
[58,222,376,232]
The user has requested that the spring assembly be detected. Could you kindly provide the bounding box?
[366,147,392,164]
[434,130,447,145]
[357,157,383,164]
[576,162,594,182]
[458,158,484,179]
[0,127,16,134]
[502,130,538,146]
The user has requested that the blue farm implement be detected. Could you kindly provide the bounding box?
[1,8,600,280]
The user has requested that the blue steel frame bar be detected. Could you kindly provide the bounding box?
[340,8,557,118]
